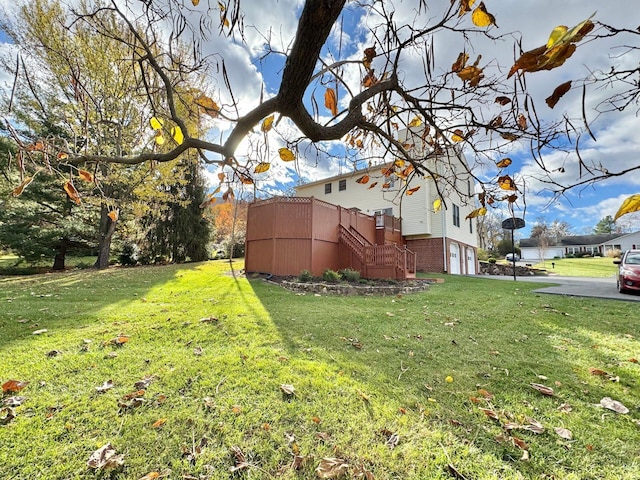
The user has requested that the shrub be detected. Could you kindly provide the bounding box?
[339,268,361,283]
[298,269,313,283]
[119,242,138,266]
[488,257,497,264]
[477,249,491,261]
[322,269,341,283]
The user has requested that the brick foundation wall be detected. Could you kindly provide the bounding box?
[406,238,478,274]
[406,238,446,272]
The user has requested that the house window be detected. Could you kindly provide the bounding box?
[339,179,346,191]
[324,183,332,194]
[453,204,460,227]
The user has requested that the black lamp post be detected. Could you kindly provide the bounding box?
[501,217,525,281]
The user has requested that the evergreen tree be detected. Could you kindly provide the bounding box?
[140,156,210,263]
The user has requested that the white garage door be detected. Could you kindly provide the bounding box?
[449,243,460,275]
[466,247,476,275]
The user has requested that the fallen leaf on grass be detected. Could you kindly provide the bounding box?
[0,407,16,424]
[292,454,310,470]
[138,472,160,480]
[95,380,114,393]
[2,380,28,393]
[316,457,350,478]
[554,426,573,440]
[152,418,167,428]
[86,443,124,470]
[353,463,375,479]
[479,407,500,421]
[106,336,129,346]
[121,389,146,401]
[229,445,250,473]
[600,397,629,414]
[558,403,572,413]
[530,383,554,396]
[356,390,371,402]
[280,384,295,396]
[134,377,155,390]
[3,396,26,407]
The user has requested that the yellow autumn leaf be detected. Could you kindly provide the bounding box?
[324,88,338,117]
[546,25,568,48]
[452,129,465,142]
[171,126,184,145]
[496,158,512,168]
[497,175,517,191]
[195,95,220,117]
[433,198,442,212]
[613,194,640,221]
[149,117,163,130]
[471,2,496,27]
[254,162,271,174]
[261,114,275,132]
[407,116,423,128]
[466,207,487,219]
[278,148,295,162]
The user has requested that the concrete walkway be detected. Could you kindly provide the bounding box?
[472,274,640,302]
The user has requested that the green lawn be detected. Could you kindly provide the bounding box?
[532,256,619,278]
[1,261,638,479]
[0,254,98,275]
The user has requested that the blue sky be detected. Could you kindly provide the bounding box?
[1,0,639,237]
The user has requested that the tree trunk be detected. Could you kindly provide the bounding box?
[52,237,69,271]
[94,204,117,269]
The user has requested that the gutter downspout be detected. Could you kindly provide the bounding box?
[442,206,447,273]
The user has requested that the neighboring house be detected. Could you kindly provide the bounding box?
[294,129,479,274]
[519,231,640,260]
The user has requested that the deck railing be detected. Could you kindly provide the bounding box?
[339,224,416,279]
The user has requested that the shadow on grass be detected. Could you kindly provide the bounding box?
[0,262,207,351]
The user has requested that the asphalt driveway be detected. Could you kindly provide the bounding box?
[473,274,640,302]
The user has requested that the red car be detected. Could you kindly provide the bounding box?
[614,250,640,294]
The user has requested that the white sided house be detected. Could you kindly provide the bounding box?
[295,130,479,274]
[519,231,640,260]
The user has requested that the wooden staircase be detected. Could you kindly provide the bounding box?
[338,225,416,280]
